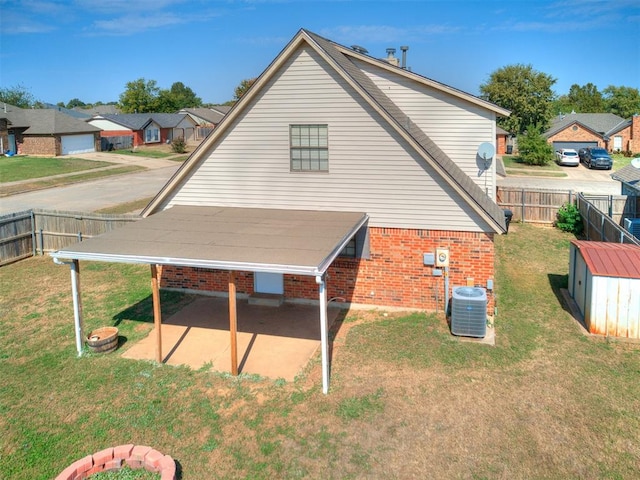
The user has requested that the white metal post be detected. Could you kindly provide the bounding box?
[317,275,329,394]
[70,260,84,356]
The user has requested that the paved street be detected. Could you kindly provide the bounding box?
[0,152,181,214]
[0,166,179,214]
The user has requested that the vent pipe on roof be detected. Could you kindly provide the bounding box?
[385,48,399,66]
[400,45,409,69]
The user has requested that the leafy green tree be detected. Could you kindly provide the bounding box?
[66,98,87,109]
[233,78,256,102]
[156,82,202,112]
[480,64,556,135]
[0,84,37,108]
[554,83,604,114]
[516,124,554,166]
[603,86,640,119]
[118,78,160,113]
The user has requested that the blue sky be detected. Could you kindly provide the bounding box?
[1,0,638,106]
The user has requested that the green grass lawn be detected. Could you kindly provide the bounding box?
[501,155,567,177]
[0,156,115,183]
[0,224,638,479]
[612,153,634,170]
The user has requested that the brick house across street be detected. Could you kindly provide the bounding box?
[51,29,510,392]
[545,112,640,154]
[0,103,100,156]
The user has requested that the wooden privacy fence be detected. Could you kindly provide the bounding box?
[0,209,139,266]
[496,187,576,223]
[577,193,640,246]
[496,186,638,226]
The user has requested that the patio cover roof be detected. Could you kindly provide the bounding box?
[51,205,369,276]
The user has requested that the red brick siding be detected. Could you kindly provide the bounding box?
[622,115,640,154]
[22,135,59,156]
[101,130,134,137]
[159,227,496,313]
[547,123,605,149]
[496,133,507,155]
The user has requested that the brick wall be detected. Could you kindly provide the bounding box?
[22,135,59,156]
[160,227,496,313]
[497,133,507,155]
[547,123,605,148]
[629,115,640,154]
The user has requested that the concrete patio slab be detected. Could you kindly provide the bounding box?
[121,296,340,381]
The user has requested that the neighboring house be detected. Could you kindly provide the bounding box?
[179,106,231,140]
[611,163,640,196]
[496,126,510,155]
[180,106,231,126]
[545,112,640,154]
[0,103,100,156]
[88,113,198,148]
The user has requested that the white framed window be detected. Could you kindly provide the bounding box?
[614,135,622,151]
[339,226,370,259]
[145,126,160,143]
[290,124,328,171]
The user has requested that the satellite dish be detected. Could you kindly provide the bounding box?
[476,142,495,170]
[632,158,640,169]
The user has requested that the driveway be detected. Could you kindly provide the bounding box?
[497,159,619,195]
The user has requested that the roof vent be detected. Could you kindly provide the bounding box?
[351,45,368,54]
[385,48,399,66]
[400,45,409,69]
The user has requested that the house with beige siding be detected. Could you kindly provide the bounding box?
[51,28,511,394]
[144,29,509,313]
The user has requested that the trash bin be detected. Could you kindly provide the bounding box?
[503,209,513,233]
[506,145,513,154]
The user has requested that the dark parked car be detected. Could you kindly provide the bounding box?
[578,148,588,162]
[582,147,612,170]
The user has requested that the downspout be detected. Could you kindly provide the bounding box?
[316,274,330,394]
[53,257,84,356]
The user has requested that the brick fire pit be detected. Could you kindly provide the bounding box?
[55,444,176,480]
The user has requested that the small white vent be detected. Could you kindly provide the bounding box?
[624,218,640,239]
[450,286,487,338]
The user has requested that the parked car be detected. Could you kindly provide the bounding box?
[555,148,579,166]
[578,148,588,163]
[583,147,613,170]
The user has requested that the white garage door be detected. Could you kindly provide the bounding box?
[61,134,95,155]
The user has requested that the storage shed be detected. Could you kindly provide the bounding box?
[568,240,640,339]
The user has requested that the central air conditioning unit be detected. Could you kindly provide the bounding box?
[624,218,640,239]
[451,286,487,338]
